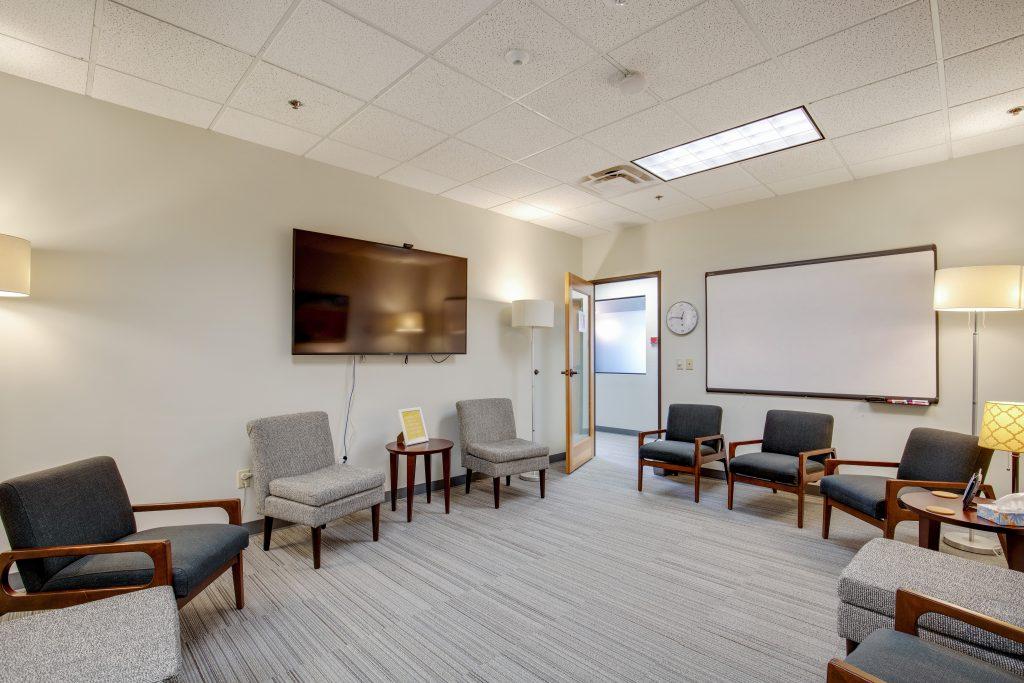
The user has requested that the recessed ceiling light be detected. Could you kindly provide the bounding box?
[505,49,531,66]
[632,106,824,181]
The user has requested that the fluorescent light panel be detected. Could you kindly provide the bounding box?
[633,107,824,181]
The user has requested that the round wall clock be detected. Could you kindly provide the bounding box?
[666,301,699,335]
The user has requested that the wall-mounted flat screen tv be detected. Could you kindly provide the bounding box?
[293,229,468,355]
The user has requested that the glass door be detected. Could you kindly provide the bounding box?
[564,273,595,474]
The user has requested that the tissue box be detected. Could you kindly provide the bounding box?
[977,504,1024,527]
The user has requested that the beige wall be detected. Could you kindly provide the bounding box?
[584,144,1024,495]
[0,73,579,547]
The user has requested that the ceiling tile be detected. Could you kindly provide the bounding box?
[668,61,803,136]
[951,124,1024,158]
[641,199,708,221]
[306,138,399,176]
[532,0,700,51]
[305,0,492,52]
[702,184,774,209]
[949,88,1024,140]
[766,166,854,195]
[458,105,574,161]
[231,61,362,135]
[561,222,610,238]
[530,212,597,233]
[212,108,320,154]
[585,104,699,160]
[408,138,506,183]
[117,0,292,54]
[609,185,705,219]
[521,138,621,183]
[938,0,1024,58]
[562,200,649,231]
[434,0,595,99]
[737,0,911,54]
[471,164,560,198]
[441,184,510,209]
[98,2,251,102]
[374,59,510,135]
[740,141,845,183]
[779,1,935,103]
[263,0,421,100]
[491,201,552,221]
[91,66,221,127]
[331,105,446,161]
[520,59,657,134]
[848,143,948,178]
[609,0,767,100]
[380,163,461,194]
[808,65,941,138]
[669,164,760,198]
[0,33,87,93]
[944,35,1024,107]
[0,0,94,58]
[832,111,948,165]
[522,184,599,213]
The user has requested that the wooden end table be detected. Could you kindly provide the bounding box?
[385,438,454,522]
[901,490,1024,571]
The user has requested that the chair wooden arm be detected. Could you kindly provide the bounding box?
[637,429,666,450]
[894,588,1024,643]
[0,540,172,613]
[826,659,885,683]
[727,439,762,461]
[133,498,242,525]
[694,434,725,454]
[824,459,900,475]
[799,448,835,475]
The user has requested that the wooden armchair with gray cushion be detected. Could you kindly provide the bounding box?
[727,409,835,528]
[820,427,995,540]
[246,411,385,569]
[0,456,247,615]
[637,403,724,502]
[456,398,549,509]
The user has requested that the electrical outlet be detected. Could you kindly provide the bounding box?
[676,359,684,370]
[236,468,252,489]
[686,358,694,371]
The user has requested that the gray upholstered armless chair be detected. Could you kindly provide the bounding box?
[456,398,549,509]
[246,411,385,569]
[637,404,724,502]
[820,427,994,540]
[0,456,247,614]
[727,409,835,528]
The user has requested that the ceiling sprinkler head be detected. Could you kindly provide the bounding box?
[1009,106,1023,116]
[505,49,531,67]
[617,71,647,96]
[288,99,304,110]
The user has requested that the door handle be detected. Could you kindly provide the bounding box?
[561,369,578,377]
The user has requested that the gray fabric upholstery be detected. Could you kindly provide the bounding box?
[845,628,1022,683]
[0,456,137,593]
[456,398,549,475]
[665,404,723,450]
[246,411,336,514]
[42,523,249,599]
[897,427,994,482]
[761,409,834,457]
[456,398,517,454]
[639,439,716,467]
[469,438,548,463]
[819,475,891,519]
[729,451,824,484]
[462,452,549,479]
[269,464,385,507]
[264,486,385,528]
[0,586,181,683]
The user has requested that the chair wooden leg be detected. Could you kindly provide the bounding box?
[822,497,832,539]
[638,459,644,492]
[883,519,896,539]
[539,468,546,498]
[492,477,500,509]
[231,552,244,609]
[371,503,380,541]
[727,472,734,510]
[693,465,701,503]
[506,475,511,486]
[465,469,472,494]
[797,488,805,529]
[846,639,858,655]
[262,516,273,551]
[311,526,322,569]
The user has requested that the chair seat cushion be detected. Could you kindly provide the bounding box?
[820,474,928,520]
[468,438,548,464]
[639,439,717,467]
[729,451,823,484]
[269,464,385,507]
[845,629,1022,683]
[42,524,249,599]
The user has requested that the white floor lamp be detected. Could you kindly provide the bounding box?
[512,299,554,482]
[934,264,1024,554]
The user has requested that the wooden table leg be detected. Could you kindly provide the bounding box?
[1005,534,1024,572]
[424,452,432,504]
[442,449,451,514]
[389,452,398,512]
[406,455,415,522]
[918,517,941,550]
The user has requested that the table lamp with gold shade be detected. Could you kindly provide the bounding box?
[979,400,1024,494]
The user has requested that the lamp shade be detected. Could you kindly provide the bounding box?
[934,265,1023,311]
[979,401,1024,452]
[0,234,30,297]
[512,299,554,328]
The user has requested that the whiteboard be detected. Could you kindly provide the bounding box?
[705,246,937,402]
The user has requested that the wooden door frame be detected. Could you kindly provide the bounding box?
[565,273,596,474]
[591,271,663,432]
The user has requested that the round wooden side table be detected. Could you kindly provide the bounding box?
[901,490,1024,571]
[385,438,454,522]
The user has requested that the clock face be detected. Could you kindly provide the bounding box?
[666,301,699,335]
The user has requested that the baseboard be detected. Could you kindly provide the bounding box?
[596,426,639,436]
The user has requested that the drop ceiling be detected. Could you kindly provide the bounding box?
[1,0,1023,239]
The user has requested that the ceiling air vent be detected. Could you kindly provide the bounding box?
[579,164,658,198]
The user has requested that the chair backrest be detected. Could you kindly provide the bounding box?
[762,409,834,457]
[456,398,517,455]
[897,427,994,482]
[666,404,723,449]
[246,411,336,512]
[0,456,136,593]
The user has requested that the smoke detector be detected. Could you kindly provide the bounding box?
[505,49,531,66]
[617,71,647,96]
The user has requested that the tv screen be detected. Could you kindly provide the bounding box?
[292,229,468,355]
